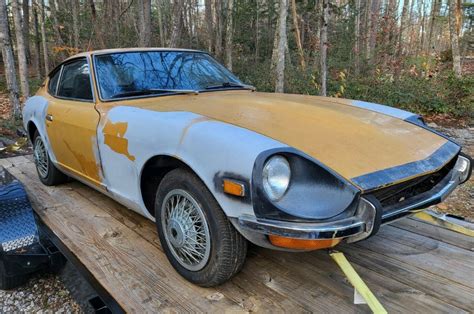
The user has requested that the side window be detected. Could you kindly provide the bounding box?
[57,59,93,101]
[47,67,61,95]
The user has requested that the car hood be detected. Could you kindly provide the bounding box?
[113,90,457,189]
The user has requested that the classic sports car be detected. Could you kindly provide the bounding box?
[23,48,471,287]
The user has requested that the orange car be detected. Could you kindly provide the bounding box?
[23,48,472,286]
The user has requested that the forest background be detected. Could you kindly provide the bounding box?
[0,0,473,125]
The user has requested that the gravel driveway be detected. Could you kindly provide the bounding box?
[0,273,81,313]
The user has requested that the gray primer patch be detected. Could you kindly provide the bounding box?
[351,100,416,120]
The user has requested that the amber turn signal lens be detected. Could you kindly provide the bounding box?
[269,235,341,250]
[223,179,245,197]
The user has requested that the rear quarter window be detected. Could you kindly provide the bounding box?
[47,68,61,95]
[57,59,93,101]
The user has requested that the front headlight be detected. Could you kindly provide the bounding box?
[253,150,359,221]
[262,155,291,201]
[454,155,471,183]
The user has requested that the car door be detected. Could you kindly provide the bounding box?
[45,57,104,187]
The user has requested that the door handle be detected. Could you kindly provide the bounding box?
[45,114,53,122]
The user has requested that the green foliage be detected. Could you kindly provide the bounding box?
[343,73,473,117]
[29,78,44,95]
[234,58,473,119]
[0,78,44,96]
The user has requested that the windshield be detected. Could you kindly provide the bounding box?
[94,51,245,100]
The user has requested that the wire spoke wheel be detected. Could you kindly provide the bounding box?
[161,189,211,271]
[34,136,49,179]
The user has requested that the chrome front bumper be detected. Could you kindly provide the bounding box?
[238,166,465,244]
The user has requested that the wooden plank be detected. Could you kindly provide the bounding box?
[5,156,474,313]
[365,226,474,288]
[340,242,474,311]
[11,158,324,312]
[240,248,364,313]
[329,252,387,314]
[346,259,469,314]
[70,168,360,312]
[260,249,467,313]
[392,218,473,251]
[7,163,244,312]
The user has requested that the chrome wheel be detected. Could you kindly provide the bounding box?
[34,136,49,179]
[161,189,211,271]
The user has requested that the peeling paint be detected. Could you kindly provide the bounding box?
[63,140,102,183]
[119,91,449,180]
[102,121,136,161]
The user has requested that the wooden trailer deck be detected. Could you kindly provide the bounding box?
[1,156,473,313]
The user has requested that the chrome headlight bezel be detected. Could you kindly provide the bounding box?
[252,149,360,222]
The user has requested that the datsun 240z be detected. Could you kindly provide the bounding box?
[23,48,472,286]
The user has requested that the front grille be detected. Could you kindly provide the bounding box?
[369,156,457,210]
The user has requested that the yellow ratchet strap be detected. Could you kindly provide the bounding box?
[414,211,474,237]
[330,251,387,314]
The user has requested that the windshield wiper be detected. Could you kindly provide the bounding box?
[204,82,255,91]
[110,89,199,99]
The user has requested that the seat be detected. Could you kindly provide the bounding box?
[72,74,93,100]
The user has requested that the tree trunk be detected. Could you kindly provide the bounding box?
[417,0,426,56]
[271,9,281,73]
[214,0,223,59]
[395,0,410,79]
[255,0,260,60]
[138,0,151,47]
[406,0,416,55]
[22,0,31,64]
[382,0,397,68]
[170,0,184,47]
[72,0,80,49]
[366,0,380,64]
[224,0,234,70]
[157,0,165,46]
[89,0,106,49]
[193,0,199,45]
[426,0,441,52]
[291,0,305,70]
[0,0,21,119]
[455,0,462,35]
[32,0,41,78]
[275,0,288,93]
[449,0,462,77]
[204,0,213,52]
[320,0,329,96]
[49,0,64,46]
[12,0,30,98]
[112,0,121,47]
[354,0,361,75]
[39,0,49,74]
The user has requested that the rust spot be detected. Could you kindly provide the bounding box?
[103,120,136,161]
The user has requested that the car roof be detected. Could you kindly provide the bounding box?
[64,47,205,62]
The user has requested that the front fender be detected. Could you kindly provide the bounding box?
[97,106,286,220]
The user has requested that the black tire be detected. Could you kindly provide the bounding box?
[33,131,68,186]
[0,263,29,290]
[155,168,247,287]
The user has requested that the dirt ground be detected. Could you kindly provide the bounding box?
[426,123,474,222]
